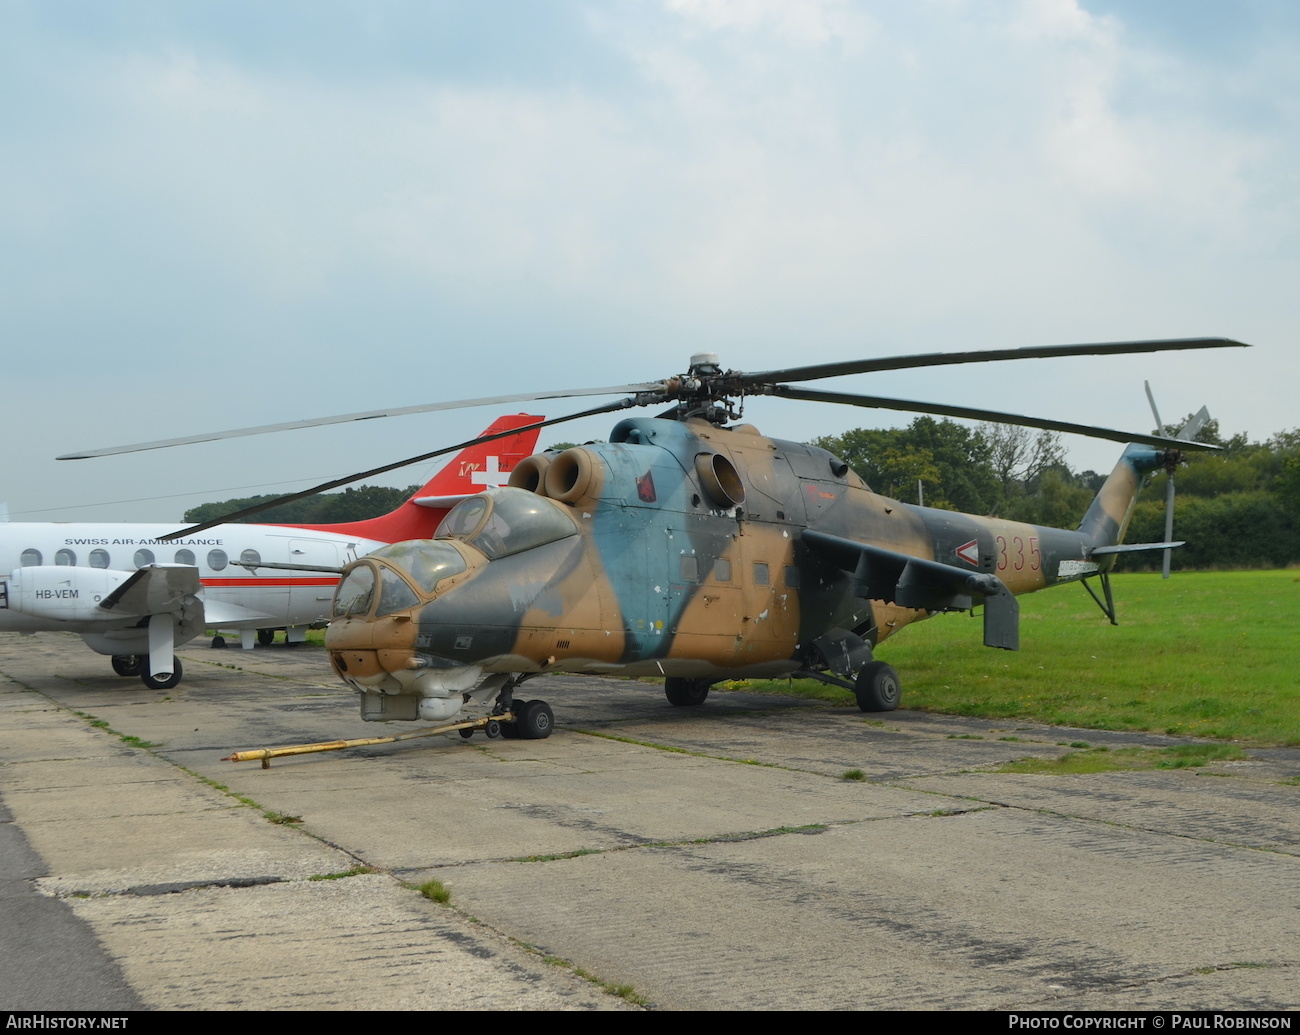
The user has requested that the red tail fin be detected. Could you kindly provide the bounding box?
[281,414,543,543]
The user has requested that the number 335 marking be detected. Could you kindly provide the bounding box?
[995,535,1040,572]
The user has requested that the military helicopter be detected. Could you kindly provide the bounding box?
[67,337,1246,741]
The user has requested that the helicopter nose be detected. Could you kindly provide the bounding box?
[326,617,410,691]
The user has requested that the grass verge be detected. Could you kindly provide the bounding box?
[740,571,1300,745]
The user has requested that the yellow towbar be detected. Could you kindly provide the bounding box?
[223,713,516,768]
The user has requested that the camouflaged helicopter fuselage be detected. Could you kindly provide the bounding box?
[326,418,1165,687]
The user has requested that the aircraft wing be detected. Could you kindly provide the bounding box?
[801,530,1019,650]
[201,600,278,625]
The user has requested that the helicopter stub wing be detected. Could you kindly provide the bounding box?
[802,530,1019,651]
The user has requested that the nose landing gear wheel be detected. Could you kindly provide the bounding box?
[141,658,183,691]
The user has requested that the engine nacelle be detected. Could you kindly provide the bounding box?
[3,566,134,622]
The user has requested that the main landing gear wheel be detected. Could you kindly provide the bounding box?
[664,677,711,707]
[854,661,900,713]
[514,700,554,740]
[111,655,143,677]
[210,635,227,649]
[257,628,275,646]
[141,658,183,691]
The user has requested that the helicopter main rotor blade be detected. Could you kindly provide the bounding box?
[157,399,636,541]
[58,382,665,460]
[771,386,1222,451]
[738,338,1248,387]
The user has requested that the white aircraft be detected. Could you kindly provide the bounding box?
[0,414,542,690]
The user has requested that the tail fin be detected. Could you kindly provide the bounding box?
[1077,443,1167,548]
[282,414,543,543]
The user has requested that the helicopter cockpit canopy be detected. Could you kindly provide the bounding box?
[332,539,468,619]
[434,487,579,560]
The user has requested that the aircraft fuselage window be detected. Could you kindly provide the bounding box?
[240,549,261,566]
[208,549,228,571]
[784,566,800,588]
[713,558,731,582]
[20,549,41,567]
[174,549,195,565]
[134,549,155,569]
[89,549,110,568]
[680,556,699,581]
[55,549,76,566]
[753,562,770,586]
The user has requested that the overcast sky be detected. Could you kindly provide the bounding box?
[3,0,1295,522]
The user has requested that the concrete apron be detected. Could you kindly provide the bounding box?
[1,630,1297,1011]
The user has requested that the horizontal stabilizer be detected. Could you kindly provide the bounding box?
[411,494,472,509]
[1091,541,1185,556]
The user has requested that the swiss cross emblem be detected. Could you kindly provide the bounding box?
[955,539,980,566]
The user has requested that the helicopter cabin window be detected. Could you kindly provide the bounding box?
[713,558,731,582]
[436,488,577,560]
[174,549,195,566]
[55,549,75,566]
[784,566,800,588]
[20,549,41,566]
[208,549,228,571]
[367,541,467,595]
[680,555,699,582]
[133,549,155,569]
[333,565,376,617]
[752,562,770,586]
[89,549,110,569]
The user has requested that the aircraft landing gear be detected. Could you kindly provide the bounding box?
[141,658,183,691]
[664,676,711,706]
[854,661,900,712]
[513,700,553,739]
[111,655,143,677]
[257,628,275,646]
[211,635,227,649]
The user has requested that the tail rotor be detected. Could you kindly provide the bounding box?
[1144,382,1209,579]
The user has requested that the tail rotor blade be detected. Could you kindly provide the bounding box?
[1144,380,1165,437]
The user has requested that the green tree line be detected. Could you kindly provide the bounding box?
[183,484,421,525]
